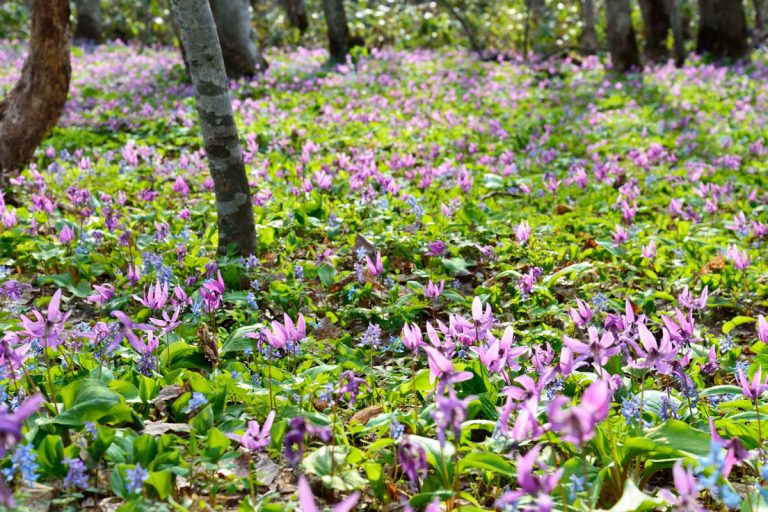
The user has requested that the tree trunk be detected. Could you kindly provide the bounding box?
[755,0,765,38]
[638,0,670,60]
[209,0,268,78]
[74,0,102,42]
[0,0,70,180]
[169,0,258,256]
[697,0,749,59]
[322,0,351,65]
[668,0,685,66]
[281,0,309,34]
[605,0,642,72]
[581,0,599,53]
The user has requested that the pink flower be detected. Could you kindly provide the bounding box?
[611,224,628,246]
[87,284,114,307]
[58,224,75,245]
[365,251,383,277]
[133,281,169,311]
[19,289,70,350]
[229,410,275,452]
[297,475,359,512]
[641,240,656,259]
[515,220,531,243]
[548,379,612,446]
[758,315,768,344]
[424,280,444,299]
[726,245,751,270]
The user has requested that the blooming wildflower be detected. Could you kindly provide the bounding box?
[360,323,382,349]
[124,464,149,495]
[390,416,404,440]
[63,457,89,489]
[548,379,612,445]
[184,392,208,413]
[3,444,38,484]
[397,437,427,486]
[365,251,384,276]
[229,410,275,452]
[424,280,444,299]
[427,240,446,257]
[297,475,359,512]
[19,289,70,350]
[515,220,531,244]
[432,390,470,447]
[725,245,750,270]
[337,371,369,405]
[86,283,114,307]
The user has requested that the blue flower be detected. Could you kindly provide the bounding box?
[720,485,740,508]
[125,464,149,495]
[390,417,404,440]
[3,444,38,484]
[63,457,89,489]
[184,392,208,413]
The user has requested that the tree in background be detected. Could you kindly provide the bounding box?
[210,0,268,76]
[605,0,641,72]
[74,0,102,42]
[0,0,70,181]
[638,0,670,61]
[322,0,352,65]
[697,0,749,60]
[280,0,309,35]
[581,0,599,53]
[169,0,258,255]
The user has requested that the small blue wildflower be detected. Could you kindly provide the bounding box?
[353,262,364,283]
[355,246,367,261]
[319,382,335,404]
[720,485,741,508]
[3,444,38,484]
[294,265,304,280]
[390,416,404,440]
[125,464,149,495]
[720,335,734,353]
[85,422,98,437]
[63,457,89,489]
[184,392,208,413]
[251,374,261,387]
[568,474,586,501]
[592,292,609,313]
[246,291,259,310]
[250,279,261,290]
[360,323,382,349]
[621,395,643,425]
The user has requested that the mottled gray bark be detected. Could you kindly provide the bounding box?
[0,0,70,180]
[606,0,642,72]
[210,0,268,77]
[281,0,309,34]
[755,0,766,38]
[74,0,102,42]
[697,0,749,59]
[322,0,351,65]
[638,0,670,61]
[668,0,685,66]
[581,0,598,53]
[169,0,258,256]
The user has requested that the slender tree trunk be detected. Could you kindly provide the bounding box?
[169,0,258,256]
[210,0,268,77]
[668,0,686,65]
[581,0,599,53]
[605,0,642,72]
[322,0,351,65]
[281,0,309,34]
[74,0,102,42]
[436,0,485,57]
[697,0,749,59]
[0,0,70,180]
[755,0,765,39]
[638,0,671,61]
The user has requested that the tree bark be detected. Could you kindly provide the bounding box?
[697,0,749,59]
[210,0,268,78]
[638,0,670,61]
[668,0,685,66]
[605,0,642,72]
[0,0,70,180]
[322,0,351,65]
[755,0,765,38]
[169,0,258,256]
[281,0,309,34]
[581,0,599,53]
[74,0,102,42]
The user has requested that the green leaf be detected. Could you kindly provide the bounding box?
[645,420,711,457]
[723,316,756,334]
[607,479,667,512]
[37,435,66,478]
[53,378,123,426]
[442,257,470,275]
[318,263,336,287]
[459,451,515,479]
[146,470,173,500]
[221,325,259,354]
[205,428,230,462]
[544,262,592,286]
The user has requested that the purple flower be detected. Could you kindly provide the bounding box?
[283,417,332,469]
[365,251,384,276]
[709,417,749,477]
[627,323,677,374]
[424,280,444,299]
[548,379,612,446]
[125,463,149,495]
[63,457,89,490]
[337,371,370,405]
[562,326,619,368]
[58,224,75,245]
[725,245,750,270]
[423,346,472,390]
[0,395,43,457]
[567,299,593,328]
[496,444,562,512]
[200,271,225,311]
[19,289,71,350]
[515,220,531,244]
[297,475,359,512]
[111,310,155,352]
[641,240,656,259]
[397,437,427,486]
[432,390,470,447]
[611,224,629,246]
[127,263,141,286]
[758,315,768,344]
[737,367,768,402]
[401,323,423,351]
[229,410,275,452]
[659,461,703,512]
[86,283,114,307]
[427,241,446,257]
[133,281,169,311]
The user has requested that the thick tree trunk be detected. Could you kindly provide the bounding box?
[322,0,351,65]
[74,0,102,42]
[581,0,599,53]
[210,0,268,78]
[0,0,70,180]
[605,0,642,72]
[668,0,685,66]
[281,0,309,34]
[169,0,258,256]
[638,0,670,60]
[697,0,749,59]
